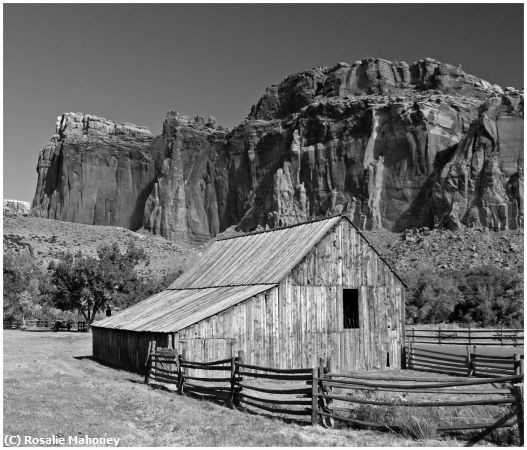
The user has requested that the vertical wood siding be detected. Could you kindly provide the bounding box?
[92,327,168,374]
[94,220,404,374]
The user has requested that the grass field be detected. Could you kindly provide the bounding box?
[2,330,468,447]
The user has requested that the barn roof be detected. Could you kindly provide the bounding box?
[92,214,405,332]
[168,215,342,289]
[92,284,272,332]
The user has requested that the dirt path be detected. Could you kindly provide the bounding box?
[3,330,464,446]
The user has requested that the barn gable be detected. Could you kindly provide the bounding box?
[94,216,341,332]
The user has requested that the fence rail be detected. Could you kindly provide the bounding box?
[3,319,88,332]
[404,344,524,378]
[143,341,524,444]
[314,368,523,443]
[406,327,524,346]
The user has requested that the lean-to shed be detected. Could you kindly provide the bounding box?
[92,215,406,373]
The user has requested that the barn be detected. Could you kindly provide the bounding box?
[92,215,406,374]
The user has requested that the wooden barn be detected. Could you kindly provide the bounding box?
[92,215,406,374]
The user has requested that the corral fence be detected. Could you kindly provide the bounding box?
[144,341,524,444]
[403,345,524,378]
[406,326,524,346]
[3,319,22,329]
[144,341,312,421]
[314,367,524,445]
[3,319,88,332]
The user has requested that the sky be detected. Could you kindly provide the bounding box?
[3,3,524,202]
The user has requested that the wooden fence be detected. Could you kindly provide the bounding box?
[406,327,524,346]
[404,345,524,378]
[145,342,312,421]
[3,320,22,329]
[314,369,524,445]
[3,319,88,332]
[144,342,524,444]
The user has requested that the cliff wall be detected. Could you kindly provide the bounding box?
[31,58,523,242]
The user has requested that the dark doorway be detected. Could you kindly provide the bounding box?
[343,288,359,329]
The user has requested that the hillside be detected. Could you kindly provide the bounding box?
[3,214,200,278]
[4,213,522,285]
[364,227,523,274]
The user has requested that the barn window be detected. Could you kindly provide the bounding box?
[343,289,359,329]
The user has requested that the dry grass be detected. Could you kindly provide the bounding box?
[328,383,520,445]
[3,330,465,446]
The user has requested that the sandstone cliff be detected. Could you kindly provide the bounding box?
[142,112,230,243]
[31,58,523,242]
[31,113,156,230]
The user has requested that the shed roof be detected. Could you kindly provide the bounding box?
[92,284,272,332]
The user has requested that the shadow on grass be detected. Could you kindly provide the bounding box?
[237,405,311,426]
[73,355,140,375]
[145,380,310,426]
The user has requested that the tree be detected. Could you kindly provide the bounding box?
[48,241,148,323]
[404,269,462,324]
[404,265,523,327]
[3,250,46,321]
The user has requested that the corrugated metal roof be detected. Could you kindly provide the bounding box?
[92,284,273,332]
[168,215,342,289]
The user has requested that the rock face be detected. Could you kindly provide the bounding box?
[432,92,524,230]
[31,58,523,242]
[142,112,230,244]
[31,113,156,230]
[3,199,30,216]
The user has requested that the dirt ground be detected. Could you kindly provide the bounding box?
[3,330,465,447]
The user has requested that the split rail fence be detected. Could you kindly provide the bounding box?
[404,345,524,378]
[144,342,524,444]
[3,319,88,332]
[406,327,524,346]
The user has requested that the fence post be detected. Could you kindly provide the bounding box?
[402,346,407,370]
[468,352,476,377]
[144,341,153,383]
[236,351,244,408]
[468,324,471,346]
[177,349,185,395]
[438,325,442,345]
[514,354,521,375]
[500,324,504,346]
[150,340,157,381]
[511,384,524,445]
[311,365,318,426]
[230,354,237,408]
[465,345,470,377]
[412,327,415,345]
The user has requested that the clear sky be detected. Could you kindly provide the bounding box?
[3,3,524,202]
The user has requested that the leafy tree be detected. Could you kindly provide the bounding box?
[454,265,523,327]
[118,269,183,309]
[3,250,46,321]
[405,269,462,324]
[48,241,148,323]
[404,266,523,327]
